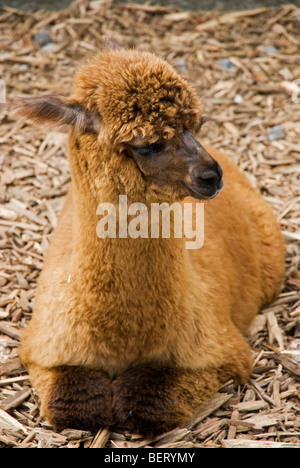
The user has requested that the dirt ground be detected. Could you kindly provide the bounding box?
[0,0,299,448]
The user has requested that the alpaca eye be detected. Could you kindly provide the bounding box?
[130,141,166,157]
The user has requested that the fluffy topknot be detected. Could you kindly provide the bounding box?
[73,49,201,143]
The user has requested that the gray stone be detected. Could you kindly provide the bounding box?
[34,29,53,47]
[268,125,285,141]
[174,58,189,72]
[218,58,236,72]
[234,94,243,103]
[265,45,278,54]
[42,43,56,52]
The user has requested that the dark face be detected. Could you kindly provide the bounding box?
[14,94,223,203]
[126,130,223,201]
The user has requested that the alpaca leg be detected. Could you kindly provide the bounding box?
[112,366,220,437]
[27,363,113,432]
[112,349,253,438]
[112,325,253,436]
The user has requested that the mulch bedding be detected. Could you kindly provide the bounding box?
[0,0,299,448]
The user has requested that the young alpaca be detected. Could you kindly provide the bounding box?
[16,49,285,437]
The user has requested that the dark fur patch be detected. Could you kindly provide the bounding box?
[46,366,113,432]
[112,365,219,437]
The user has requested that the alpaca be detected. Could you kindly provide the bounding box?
[15,49,285,437]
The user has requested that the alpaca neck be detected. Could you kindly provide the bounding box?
[67,138,191,304]
[70,186,190,290]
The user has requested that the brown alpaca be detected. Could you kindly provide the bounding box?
[15,49,285,436]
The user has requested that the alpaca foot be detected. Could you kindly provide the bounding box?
[45,366,113,432]
[112,365,219,437]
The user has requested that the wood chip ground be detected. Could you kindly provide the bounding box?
[0,0,299,449]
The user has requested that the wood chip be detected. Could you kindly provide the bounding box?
[0,408,28,434]
[231,400,269,412]
[89,427,110,448]
[153,428,190,447]
[187,393,233,429]
[0,388,31,411]
[0,323,21,341]
[267,311,284,351]
[0,376,30,387]
[243,412,283,429]
[222,439,300,448]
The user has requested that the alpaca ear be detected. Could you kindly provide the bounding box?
[13,94,100,134]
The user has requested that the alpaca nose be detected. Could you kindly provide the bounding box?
[191,162,223,190]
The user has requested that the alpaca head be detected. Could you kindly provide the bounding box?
[15,49,223,202]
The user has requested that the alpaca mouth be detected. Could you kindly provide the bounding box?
[182,180,223,200]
